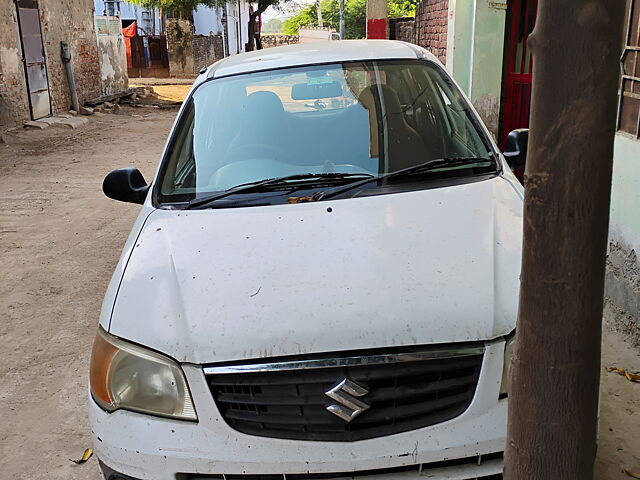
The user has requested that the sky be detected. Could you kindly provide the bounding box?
[261,0,317,21]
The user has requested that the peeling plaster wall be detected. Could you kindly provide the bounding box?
[0,0,101,129]
[96,18,128,96]
[0,2,30,130]
[606,134,640,331]
[39,0,102,113]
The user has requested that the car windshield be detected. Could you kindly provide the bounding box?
[158,60,495,204]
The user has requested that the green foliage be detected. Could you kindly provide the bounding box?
[126,0,220,18]
[282,0,414,39]
[125,0,292,18]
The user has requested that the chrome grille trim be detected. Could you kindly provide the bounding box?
[203,345,486,374]
[203,344,486,441]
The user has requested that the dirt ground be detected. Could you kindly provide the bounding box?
[130,82,192,103]
[0,104,638,480]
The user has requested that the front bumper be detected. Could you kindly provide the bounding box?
[89,342,507,480]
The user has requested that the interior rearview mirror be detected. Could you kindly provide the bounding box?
[503,128,529,171]
[291,81,343,100]
[103,167,149,204]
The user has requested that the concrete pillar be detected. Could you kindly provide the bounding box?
[366,0,387,39]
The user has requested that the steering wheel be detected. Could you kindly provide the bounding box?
[225,143,296,164]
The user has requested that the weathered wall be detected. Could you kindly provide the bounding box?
[40,0,102,112]
[193,34,224,72]
[414,0,448,64]
[606,133,640,330]
[391,17,415,44]
[429,0,507,138]
[467,0,507,138]
[447,0,474,90]
[95,16,128,96]
[0,0,101,129]
[0,2,30,130]
[166,18,194,77]
[261,34,299,49]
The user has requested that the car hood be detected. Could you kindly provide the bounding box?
[109,176,523,364]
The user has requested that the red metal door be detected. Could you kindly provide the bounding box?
[500,0,537,148]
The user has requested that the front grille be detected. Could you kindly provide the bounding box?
[184,452,503,480]
[204,346,484,441]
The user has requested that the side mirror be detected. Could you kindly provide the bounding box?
[103,167,149,204]
[503,128,529,170]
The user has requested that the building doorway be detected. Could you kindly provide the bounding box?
[500,0,537,148]
[15,0,51,120]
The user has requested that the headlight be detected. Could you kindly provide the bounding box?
[499,331,516,398]
[90,327,197,421]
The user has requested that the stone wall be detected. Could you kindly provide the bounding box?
[414,0,449,64]
[193,34,224,72]
[0,0,102,130]
[261,34,299,49]
[166,18,194,77]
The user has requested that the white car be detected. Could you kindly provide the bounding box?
[89,40,525,480]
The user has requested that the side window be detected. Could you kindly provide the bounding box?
[161,101,195,195]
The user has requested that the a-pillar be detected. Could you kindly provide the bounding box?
[366,0,388,39]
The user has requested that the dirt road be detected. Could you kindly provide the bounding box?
[0,107,638,479]
[0,108,175,479]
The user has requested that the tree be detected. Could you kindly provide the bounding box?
[282,0,414,38]
[503,1,625,479]
[127,0,219,19]
[262,18,283,34]
[126,0,294,50]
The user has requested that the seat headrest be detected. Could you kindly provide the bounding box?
[243,91,285,118]
[357,84,403,115]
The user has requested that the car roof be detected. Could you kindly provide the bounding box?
[202,40,436,81]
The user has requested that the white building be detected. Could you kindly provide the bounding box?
[93,0,252,55]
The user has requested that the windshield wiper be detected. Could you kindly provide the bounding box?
[185,173,374,209]
[320,157,495,201]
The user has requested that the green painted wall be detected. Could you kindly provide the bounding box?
[469,0,507,137]
[610,134,640,252]
[448,0,474,94]
[448,0,507,138]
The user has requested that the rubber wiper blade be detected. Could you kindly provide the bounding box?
[320,156,494,201]
[386,157,494,179]
[185,173,373,209]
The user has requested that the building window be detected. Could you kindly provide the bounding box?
[619,0,640,137]
[105,1,120,16]
[141,11,153,35]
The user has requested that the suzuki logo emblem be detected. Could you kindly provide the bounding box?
[325,378,370,422]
